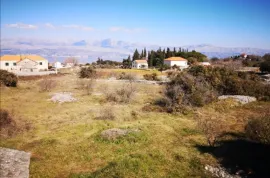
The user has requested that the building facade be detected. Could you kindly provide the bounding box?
[0,55,48,72]
[132,60,148,69]
[164,57,188,70]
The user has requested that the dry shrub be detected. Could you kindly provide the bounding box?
[0,69,18,87]
[197,117,225,146]
[18,73,64,81]
[96,71,119,79]
[245,114,270,145]
[131,110,138,119]
[39,78,57,92]
[79,66,96,78]
[103,82,136,103]
[143,73,160,81]
[77,79,96,95]
[95,106,115,120]
[118,72,135,81]
[0,109,31,138]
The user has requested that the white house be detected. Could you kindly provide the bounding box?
[198,62,211,66]
[53,61,63,69]
[164,57,188,70]
[0,55,48,72]
[132,60,148,69]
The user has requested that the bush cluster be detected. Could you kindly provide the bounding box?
[39,78,57,92]
[79,66,97,78]
[143,73,159,81]
[103,83,136,103]
[0,69,18,87]
[118,72,135,81]
[245,114,270,145]
[157,66,270,112]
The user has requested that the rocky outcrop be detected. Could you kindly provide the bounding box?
[100,128,139,140]
[205,165,241,178]
[49,92,77,103]
[0,148,31,178]
[218,95,256,104]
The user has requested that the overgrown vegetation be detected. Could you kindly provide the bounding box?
[77,79,95,95]
[95,106,115,120]
[155,66,270,113]
[79,66,97,78]
[245,114,270,145]
[0,109,30,138]
[102,83,136,103]
[118,72,135,81]
[0,69,18,87]
[39,78,57,92]
[143,73,160,81]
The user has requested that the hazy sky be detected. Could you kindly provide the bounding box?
[1,0,270,48]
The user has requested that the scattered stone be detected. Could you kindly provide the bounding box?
[100,128,139,140]
[0,147,31,178]
[218,95,256,104]
[205,165,241,178]
[49,92,77,103]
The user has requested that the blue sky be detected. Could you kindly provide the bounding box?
[1,0,270,48]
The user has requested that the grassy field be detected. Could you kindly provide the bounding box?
[1,69,269,178]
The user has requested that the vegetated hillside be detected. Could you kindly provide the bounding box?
[0,67,269,178]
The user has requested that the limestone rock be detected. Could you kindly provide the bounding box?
[0,148,31,178]
[100,128,139,140]
[218,95,256,104]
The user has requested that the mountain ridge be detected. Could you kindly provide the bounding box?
[1,38,269,62]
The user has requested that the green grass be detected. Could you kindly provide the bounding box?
[1,72,269,178]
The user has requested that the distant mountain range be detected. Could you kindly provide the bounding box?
[1,38,269,63]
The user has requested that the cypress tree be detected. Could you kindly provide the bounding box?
[132,49,140,61]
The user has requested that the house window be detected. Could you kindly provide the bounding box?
[5,63,9,66]
[39,62,42,65]
[13,63,16,66]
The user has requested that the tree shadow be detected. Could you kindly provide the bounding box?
[196,138,270,178]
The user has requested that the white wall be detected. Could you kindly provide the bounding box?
[53,62,63,68]
[0,61,19,71]
[132,61,148,69]
[36,60,48,70]
[164,60,188,67]
[0,59,48,72]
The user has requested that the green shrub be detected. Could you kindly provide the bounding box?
[79,66,96,78]
[0,69,18,87]
[156,66,270,112]
[245,115,270,145]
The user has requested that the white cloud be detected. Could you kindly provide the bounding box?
[109,27,145,33]
[5,23,38,29]
[62,25,94,31]
[44,23,55,29]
